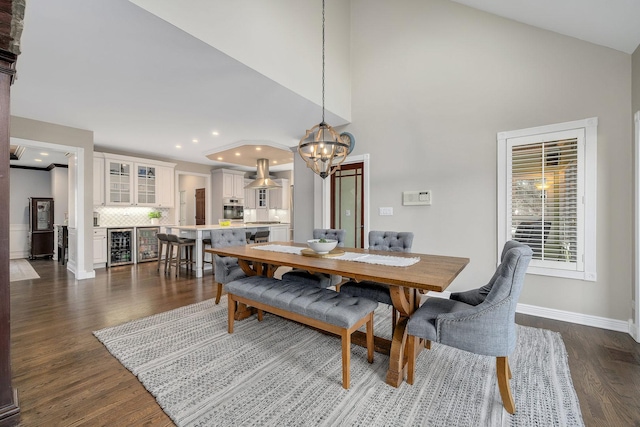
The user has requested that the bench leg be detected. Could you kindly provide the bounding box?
[228,294,236,334]
[366,313,374,363]
[257,309,264,321]
[341,331,351,389]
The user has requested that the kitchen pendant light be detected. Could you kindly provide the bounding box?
[297,0,349,179]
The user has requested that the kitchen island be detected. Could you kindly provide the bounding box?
[164,223,290,277]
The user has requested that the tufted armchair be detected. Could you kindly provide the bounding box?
[210,229,248,304]
[405,241,532,414]
[281,228,347,288]
[339,231,414,329]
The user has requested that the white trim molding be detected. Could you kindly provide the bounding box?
[498,117,597,281]
[9,223,29,259]
[517,303,629,333]
[634,110,640,342]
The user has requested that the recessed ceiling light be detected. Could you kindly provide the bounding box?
[35,159,42,162]
[217,157,223,161]
[40,152,49,156]
[235,152,241,156]
[256,147,262,151]
[192,139,198,143]
[176,145,182,149]
[212,131,219,136]
[273,160,278,164]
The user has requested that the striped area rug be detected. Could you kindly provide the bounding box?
[94,298,584,427]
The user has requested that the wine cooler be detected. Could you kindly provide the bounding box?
[107,228,134,267]
[136,226,160,263]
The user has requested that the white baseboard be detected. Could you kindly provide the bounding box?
[629,320,640,343]
[517,303,629,333]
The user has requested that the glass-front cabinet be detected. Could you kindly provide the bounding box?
[98,154,175,207]
[136,164,156,206]
[107,160,133,205]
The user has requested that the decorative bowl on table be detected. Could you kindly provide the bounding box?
[307,239,338,254]
[218,219,231,227]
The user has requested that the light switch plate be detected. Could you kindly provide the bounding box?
[403,190,432,206]
[379,207,393,216]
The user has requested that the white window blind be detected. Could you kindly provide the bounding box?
[508,132,583,271]
[498,117,597,281]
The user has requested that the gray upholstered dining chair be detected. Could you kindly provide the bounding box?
[280,228,347,288]
[405,240,532,414]
[339,231,414,329]
[210,229,248,304]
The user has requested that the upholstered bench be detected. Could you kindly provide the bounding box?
[226,275,378,389]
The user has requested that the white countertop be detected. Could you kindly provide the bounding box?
[165,223,289,230]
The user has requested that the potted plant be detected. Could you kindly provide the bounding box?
[148,210,161,225]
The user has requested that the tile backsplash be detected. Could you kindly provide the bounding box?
[94,206,172,227]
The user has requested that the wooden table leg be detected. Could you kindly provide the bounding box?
[385,287,419,387]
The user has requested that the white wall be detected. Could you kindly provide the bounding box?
[10,168,52,223]
[294,0,633,322]
[129,0,352,121]
[9,168,53,259]
[50,166,68,225]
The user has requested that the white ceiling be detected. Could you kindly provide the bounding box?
[449,0,640,54]
[9,0,640,170]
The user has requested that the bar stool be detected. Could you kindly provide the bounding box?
[166,234,196,277]
[202,235,213,270]
[253,230,270,243]
[245,231,252,244]
[156,233,171,274]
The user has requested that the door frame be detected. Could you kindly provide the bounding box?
[634,111,640,342]
[320,153,370,248]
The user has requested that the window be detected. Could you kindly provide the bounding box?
[497,118,597,281]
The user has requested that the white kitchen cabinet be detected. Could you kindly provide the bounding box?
[268,179,290,209]
[220,170,246,199]
[93,228,107,266]
[155,166,174,207]
[135,163,157,206]
[105,158,134,205]
[244,179,256,209]
[100,154,176,207]
[93,155,105,206]
[269,225,290,242]
[212,169,247,220]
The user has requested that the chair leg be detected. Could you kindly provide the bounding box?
[257,309,264,321]
[157,243,163,272]
[174,245,180,277]
[406,335,417,385]
[366,313,374,363]
[425,340,431,350]
[497,356,515,414]
[227,295,235,334]
[166,244,174,275]
[215,283,223,304]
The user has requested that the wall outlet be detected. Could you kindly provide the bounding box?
[379,207,393,216]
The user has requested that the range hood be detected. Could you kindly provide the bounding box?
[244,158,282,189]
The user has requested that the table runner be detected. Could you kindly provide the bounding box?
[252,244,420,267]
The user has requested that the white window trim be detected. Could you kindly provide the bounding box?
[497,117,597,281]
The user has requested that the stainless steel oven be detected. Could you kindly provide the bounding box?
[223,198,244,220]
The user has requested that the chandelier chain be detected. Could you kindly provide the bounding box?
[322,0,325,124]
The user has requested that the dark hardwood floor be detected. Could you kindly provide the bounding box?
[8,259,640,426]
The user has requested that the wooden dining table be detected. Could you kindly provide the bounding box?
[205,241,469,387]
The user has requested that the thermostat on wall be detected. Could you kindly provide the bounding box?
[403,190,432,206]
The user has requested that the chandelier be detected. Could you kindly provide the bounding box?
[297,0,350,179]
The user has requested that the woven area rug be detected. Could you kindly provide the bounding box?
[10,259,40,282]
[94,298,584,427]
